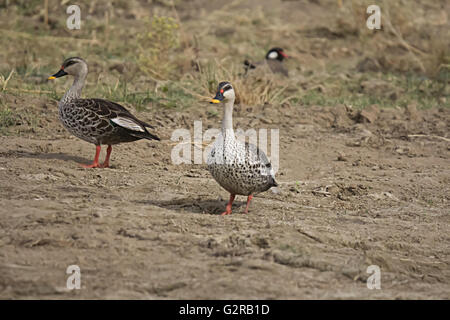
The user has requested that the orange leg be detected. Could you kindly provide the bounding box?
[244,195,253,214]
[99,145,112,168]
[221,194,235,216]
[81,145,101,168]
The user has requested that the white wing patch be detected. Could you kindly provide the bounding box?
[267,51,278,59]
[111,117,145,132]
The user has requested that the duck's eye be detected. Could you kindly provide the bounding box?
[65,60,77,67]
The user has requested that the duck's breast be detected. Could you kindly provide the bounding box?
[58,101,111,145]
[207,139,275,195]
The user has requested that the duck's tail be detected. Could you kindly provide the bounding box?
[271,178,278,187]
[129,129,160,141]
[243,60,256,73]
[133,120,161,141]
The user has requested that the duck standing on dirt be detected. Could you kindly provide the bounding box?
[244,47,289,77]
[48,57,160,168]
[208,82,278,215]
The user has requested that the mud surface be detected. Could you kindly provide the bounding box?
[1,95,449,299]
[0,0,449,299]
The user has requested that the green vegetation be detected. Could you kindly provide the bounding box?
[300,72,447,109]
[0,100,20,135]
[0,0,447,128]
[137,16,181,79]
[0,106,17,128]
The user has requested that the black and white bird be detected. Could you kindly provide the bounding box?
[48,57,159,168]
[208,82,278,215]
[244,47,289,77]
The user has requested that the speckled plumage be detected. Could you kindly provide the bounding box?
[207,131,277,196]
[49,57,159,168]
[58,98,158,146]
[207,82,277,215]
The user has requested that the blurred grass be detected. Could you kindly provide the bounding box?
[137,15,180,79]
[0,0,448,118]
[0,105,18,134]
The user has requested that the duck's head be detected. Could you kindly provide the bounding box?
[210,82,235,104]
[266,47,289,61]
[48,57,88,80]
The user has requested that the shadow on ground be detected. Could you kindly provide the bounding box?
[134,197,249,215]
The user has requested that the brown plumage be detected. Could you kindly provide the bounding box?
[48,57,159,168]
[244,47,289,77]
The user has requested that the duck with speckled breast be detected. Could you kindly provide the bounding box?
[207,82,278,215]
[48,57,160,168]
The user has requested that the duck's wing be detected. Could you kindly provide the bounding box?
[267,60,289,77]
[244,142,278,187]
[91,99,156,129]
[76,98,160,140]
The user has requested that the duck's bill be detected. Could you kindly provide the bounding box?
[48,69,68,80]
[280,51,289,58]
[210,92,224,104]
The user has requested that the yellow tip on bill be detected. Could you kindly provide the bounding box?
[48,76,56,80]
[210,99,221,104]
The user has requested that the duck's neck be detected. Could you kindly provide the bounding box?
[221,99,235,139]
[60,73,86,105]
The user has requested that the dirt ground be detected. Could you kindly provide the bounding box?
[0,0,449,299]
[0,95,449,299]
